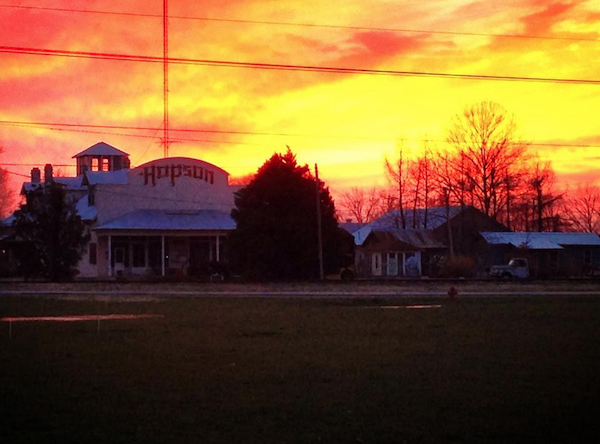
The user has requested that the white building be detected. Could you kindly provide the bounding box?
[23,142,240,278]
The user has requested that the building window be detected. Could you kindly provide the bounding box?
[91,158,100,171]
[584,250,592,265]
[89,243,97,265]
[371,252,382,276]
[132,243,145,267]
[102,158,110,171]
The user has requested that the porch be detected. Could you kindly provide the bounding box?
[98,233,228,279]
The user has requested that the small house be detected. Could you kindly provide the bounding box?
[352,206,508,278]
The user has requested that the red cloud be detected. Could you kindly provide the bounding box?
[520,1,577,35]
[352,31,427,58]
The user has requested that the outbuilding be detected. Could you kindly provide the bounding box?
[481,231,600,277]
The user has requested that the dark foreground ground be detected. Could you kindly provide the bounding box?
[1,294,599,443]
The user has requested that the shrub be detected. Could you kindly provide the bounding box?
[439,255,476,278]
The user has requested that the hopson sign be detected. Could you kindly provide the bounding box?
[140,163,215,186]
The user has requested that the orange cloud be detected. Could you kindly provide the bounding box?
[0,0,599,210]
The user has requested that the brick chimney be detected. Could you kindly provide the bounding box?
[44,164,53,183]
[31,167,41,183]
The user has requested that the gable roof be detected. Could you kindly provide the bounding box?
[75,195,97,221]
[364,228,445,250]
[73,142,129,158]
[375,206,463,230]
[339,222,366,234]
[353,206,462,246]
[481,232,600,249]
[21,176,86,193]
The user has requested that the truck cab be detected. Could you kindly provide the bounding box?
[489,258,529,279]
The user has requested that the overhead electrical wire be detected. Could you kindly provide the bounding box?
[0,119,598,150]
[2,169,31,178]
[0,3,598,43]
[1,45,599,85]
[0,120,282,148]
[0,163,74,167]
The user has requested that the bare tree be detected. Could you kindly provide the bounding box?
[0,167,14,219]
[526,160,563,231]
[384,141,409,228]
[445,101,527,220]
[406,142,436,228]
[339,186,385,223]
[562,184,600,233]
[0,146,15,218]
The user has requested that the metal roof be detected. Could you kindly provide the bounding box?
[339,222,366,234]
[75,196,97,221]
[83,169,129,185]
[481,232,600,249]
[374,206,462,230]
[94,209,236,231]
[365,228,445,249]
[1,214,16,227]
[21,176,86,193]
[353,206,462,246]
[73,142,129,158]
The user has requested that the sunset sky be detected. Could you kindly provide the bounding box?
[1,0,599,204]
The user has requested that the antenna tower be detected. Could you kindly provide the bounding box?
[163,0,169,158]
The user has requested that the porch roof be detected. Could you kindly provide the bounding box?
[94,209,236,231]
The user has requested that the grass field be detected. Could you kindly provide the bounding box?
[1,293,599,443]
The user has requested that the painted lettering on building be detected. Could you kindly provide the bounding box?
[140,164,215,186]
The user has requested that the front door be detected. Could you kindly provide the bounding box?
[387,252,398,276]
[372,252,382,276]
[114,247,126,274]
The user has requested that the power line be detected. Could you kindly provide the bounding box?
[2,45,599,85]
[0,119,598,149]
[0,120,280,147]
[133,123,164,166]
[0,163,74,167]
[0,3,598,43]
[2,169,31,178]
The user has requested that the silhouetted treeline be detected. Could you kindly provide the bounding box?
[340,101,600,233]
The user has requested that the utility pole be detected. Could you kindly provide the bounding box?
[444,187,455,259]
[315,163,324,280]
[163,0,169,158]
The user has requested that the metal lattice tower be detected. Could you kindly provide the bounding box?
[163,0,169,158]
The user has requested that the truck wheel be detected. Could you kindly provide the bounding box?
[341,269,354,280]
[501,272,512,280]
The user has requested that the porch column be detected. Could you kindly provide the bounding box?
[108,235,112,277]
[215,235,220,262]
[402,252,406,276]
[161,235,166,277]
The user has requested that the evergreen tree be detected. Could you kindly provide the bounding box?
[230,148,341,280]
[13,182,90,281]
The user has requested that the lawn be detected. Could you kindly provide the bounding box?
[1,294,599,443]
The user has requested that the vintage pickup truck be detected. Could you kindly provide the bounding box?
[489,258,530,279]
